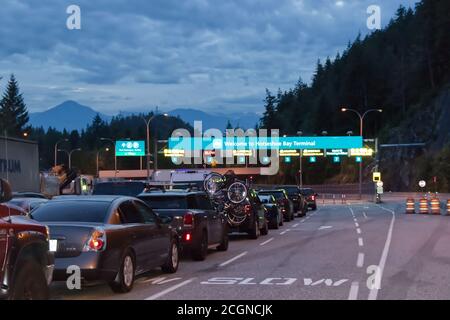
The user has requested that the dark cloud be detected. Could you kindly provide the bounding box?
[0,0,418,114]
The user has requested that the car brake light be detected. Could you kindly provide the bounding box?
[184,233,192,241]
[183,212,194,227]
[311,195,315,201]
[83,228,106,252]
[244,204,252,215]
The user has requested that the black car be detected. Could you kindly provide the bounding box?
[257,189,294,221]
[31,195,179,293]
[300,188,318,210]
[257,194,283,229]
[92,181,147,197]
[277,185,308,217]
[228,189,269,239]
[138,191,228,261]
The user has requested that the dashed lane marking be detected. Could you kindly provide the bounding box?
[357,253,364,268]
[280,229,291,235]
[356,228,362,234]
[260,237,274,246]
[348,281,359,300]
[145,278,195,300]
[318,226,333,230]
[358,238,364,247]
[219,252,248,267]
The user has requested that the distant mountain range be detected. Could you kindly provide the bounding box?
[29,100,260,131]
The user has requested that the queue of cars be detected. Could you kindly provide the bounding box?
[0,178,317,299]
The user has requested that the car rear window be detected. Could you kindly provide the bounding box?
[300,189,314,196]
[258,191,285,200]
[281,187,299,195]
[139,196,189,209]
[31,201,110,223]
[93,182,145,196]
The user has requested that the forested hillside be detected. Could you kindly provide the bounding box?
[259,0,450,191]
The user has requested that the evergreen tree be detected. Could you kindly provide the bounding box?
[260,89,277,128]
[0,74,29,136]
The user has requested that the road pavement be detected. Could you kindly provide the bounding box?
[50,198,450,300]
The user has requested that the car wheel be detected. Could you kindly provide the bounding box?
[260,219,269,236]
[109,250,135,293]
[271,215,280,229]
[279,212,284,226]
[162,239,179,273]
[192,230,208,261]
[248,218,260,239]
[217,226,229,251]
[10,260,49,300]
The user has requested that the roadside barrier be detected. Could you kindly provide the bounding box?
[341,194,346,204]
[406,198,415,214]
[419,198,429,214]
[446,199,450,216]
[430,198,441,215]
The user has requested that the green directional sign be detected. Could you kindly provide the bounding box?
[333,156,341,163]
[116,140,145,157]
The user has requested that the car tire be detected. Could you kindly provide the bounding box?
[312,205,317,211]
[109,250,135,293]
[217,226,229,251]
[10,259,49,300]
[248,218,260,239]
[260,219,269,236]
[162,239,179,273]
[271,215,280,229]
[192,230,208,261]
[279,213,284,226]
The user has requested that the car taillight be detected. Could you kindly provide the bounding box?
[244,204,252,215]
[183,212,194,227]
[83,228,106,252]
[184,233,192,241]
[311,195,315,201]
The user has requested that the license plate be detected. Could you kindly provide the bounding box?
[49,239,58,252]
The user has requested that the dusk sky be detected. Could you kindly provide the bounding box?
[0,0,418,115]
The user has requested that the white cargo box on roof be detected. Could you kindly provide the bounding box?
[170,169,211,183]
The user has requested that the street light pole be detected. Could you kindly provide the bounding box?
[100,138,116,173]
[54,138,68,167]
[68,148,82,169]
[141,113,168,183]
[297,131,303,188]
[341,108,382,199]
[96,147,110,178]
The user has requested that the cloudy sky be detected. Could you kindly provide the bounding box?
[0,0,418,115]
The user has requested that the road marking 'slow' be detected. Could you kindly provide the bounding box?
[348,282,359,300]
[358,238,364,247]
[219,252,248,267]
[260,237,274,246]
[145,278,195,300]
[357,253,365,267]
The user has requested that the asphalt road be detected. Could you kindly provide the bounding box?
[50,199,450,300]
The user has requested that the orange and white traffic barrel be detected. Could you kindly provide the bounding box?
[430,198,441,215]
[446,199,450,216]
[406,198,415,214]
[419,198,429,214]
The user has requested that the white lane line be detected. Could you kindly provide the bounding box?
[219,251,248,267]
[300,219,305,223]
[260,237,274,246]
[280,229,291,235]
[356,228,362,234]
[348,281,359,300]
[368,206,396,300]
[318,226,333,230]
[145,278,195,300]
[363,211,368,219]
[357,253,365,268]
[358,238,364,247]
[353,218,357,222]
[355,222,359,227]
[293,223,299,228]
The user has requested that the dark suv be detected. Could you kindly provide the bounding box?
[227,189,269,239]
[300,188,318,210]
[93,180,147,197]
[258,189,294,221]
[0,179,54,300]
[277,185,308,217]
[138,191,229,261]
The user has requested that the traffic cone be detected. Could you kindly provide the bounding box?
[419,198,429,214]
[406,198,415,214]
[430,198,441,215]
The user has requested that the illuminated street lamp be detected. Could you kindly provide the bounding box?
[341,107,383,199]
[96,147,110,178]
[100,137,117,173]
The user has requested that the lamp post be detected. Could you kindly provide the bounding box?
[96,147,110,178]
[100,138,116,173]
[54,138,68,167]
[341,107,382,199]
[297,131,303,188]
[141,113,168,182]
[58,148,81,169]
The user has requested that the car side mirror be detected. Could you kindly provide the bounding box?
[0,179,12,203]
